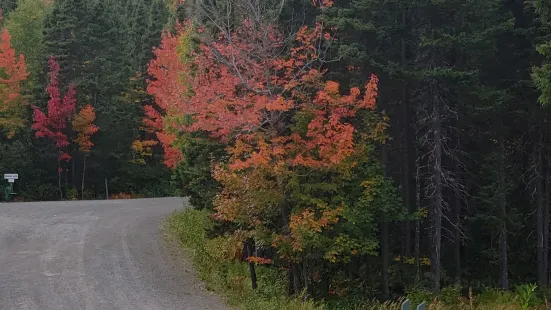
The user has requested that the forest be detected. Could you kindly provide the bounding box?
[3,0,551,308]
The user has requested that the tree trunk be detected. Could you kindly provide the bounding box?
[380,138,390,299]
[81,155,87,199]
[415,152,423,286]
[544,153,550,287]
[278,178,301,295]
[537,144,545,288]
[303,259,311,298]
[454,164,461,284]
[498,132,509,290]
[430,91,443,293]
[57,159,63,200]
[291,263,301,295]
[401,9,414,259]
[382,219,389,299]
[246,239,258,290]
[65,166,68,195]
[71,156,75,191]
[415,217,421,285]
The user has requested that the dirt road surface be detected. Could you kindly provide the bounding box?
[0,197,228,310]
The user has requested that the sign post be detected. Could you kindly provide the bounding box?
[3,174,18,201]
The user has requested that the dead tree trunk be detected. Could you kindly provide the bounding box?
[430,89,443,293]
[454,164,462,284]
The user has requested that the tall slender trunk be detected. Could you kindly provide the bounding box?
[382,220,389,299]
[537,144,545,287]
[381,139,390,299]
[498,132,509,290]
[454,163,461,284]
[57,159,63,200]
[401,9,414,258]
[303,259,312,298]
[415,218,421,285]
[65,166,68,195]
[81,155,87,199]
[430,91,443,293]
[278,177,301,295]
[544,153,550,288]
[415,152,423,286]
[71,157,75,191]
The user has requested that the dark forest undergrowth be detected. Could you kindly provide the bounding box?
[165,209,551,310]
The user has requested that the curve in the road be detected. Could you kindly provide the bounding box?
[0,197,228,310]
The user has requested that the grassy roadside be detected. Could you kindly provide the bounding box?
[163,208,322,310]
[163,208,547,310]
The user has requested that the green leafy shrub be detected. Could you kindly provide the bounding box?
[18,182,59,201]
[516,284,539,309]
[173,134,226,210]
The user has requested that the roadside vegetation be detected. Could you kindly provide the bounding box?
[4,0,551,308]
[166,209,551,309]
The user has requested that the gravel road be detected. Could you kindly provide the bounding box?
[0,197,228,310]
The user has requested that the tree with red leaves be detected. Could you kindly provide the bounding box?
[32,57,77,199]
[147,0,383,292]
[0,27,29,138]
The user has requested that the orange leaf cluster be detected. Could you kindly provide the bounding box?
[285,207,343,252]
[247,256,273,265]
[211,165,281,223]
[148,20,378,171]
[0,28,29,138]
[72,105,99,153]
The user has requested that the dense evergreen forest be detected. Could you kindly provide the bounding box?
[0,0,173,200]
[5,0,551,306]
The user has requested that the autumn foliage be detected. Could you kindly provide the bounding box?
[146,8,382,283]
[32,57,98,199]
[0,28,29,138]
[72,104,98,153]
[32,57,76,162]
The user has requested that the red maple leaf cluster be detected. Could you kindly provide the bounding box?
[32,57,77,162]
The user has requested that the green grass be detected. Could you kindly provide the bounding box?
[163,208,322,310]
[163,209,549,310]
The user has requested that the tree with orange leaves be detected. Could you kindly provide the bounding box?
[0,27,29,138]
[72,104,98,198]
[147,0,390,294]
